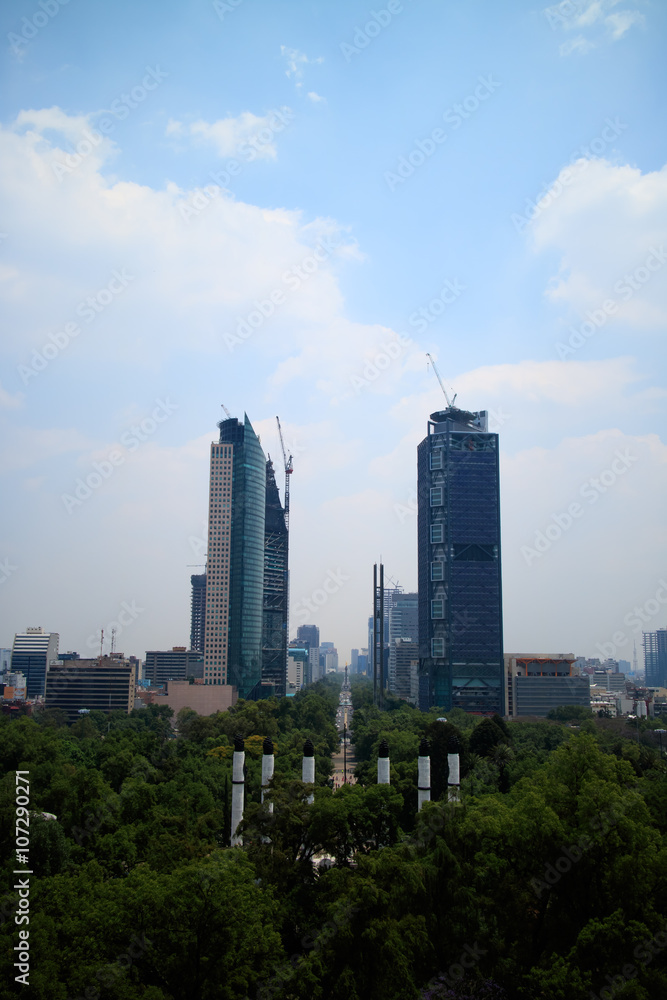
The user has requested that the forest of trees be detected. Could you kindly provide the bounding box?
[2,674,667,999]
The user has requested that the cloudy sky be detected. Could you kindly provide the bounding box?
[1,0,665,670]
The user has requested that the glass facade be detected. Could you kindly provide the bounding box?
[644,629,667,688]
[262,459,288,697]
[418,407,504,714]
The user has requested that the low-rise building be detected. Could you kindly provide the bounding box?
[44,655,136,723]
[505,653,590,718]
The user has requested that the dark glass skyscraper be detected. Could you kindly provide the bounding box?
[417,406,504,714]
[262,458,288,697]
[190,573,206,652]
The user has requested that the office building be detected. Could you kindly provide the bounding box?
[417,406,504,714]
[297,624,320,649]
[644,629,667,688]
[190,574,206,652]
[204,414,265,698]
[393,638,419,703]
[388,591,418,695]
[44,655,136,723]
[287,646,309,693]
[144,647,204,686]
[262,458,288,697]
[11,627,59,699]
[505,654,588,717]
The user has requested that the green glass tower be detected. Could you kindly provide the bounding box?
[204,414,266,698]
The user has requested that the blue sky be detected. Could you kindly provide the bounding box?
[1,0,665,669]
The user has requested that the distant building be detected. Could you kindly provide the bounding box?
[388,592,418,695]
[190,574,206,652]
[0,648,12,673]
[418,406,504,714]
[298,625,320,649]
[44,655,136,723]
[505,654,589,717]
[393,638,419,703]
[356,651,369,675]
[11,627,59,699]
[287,646,308,692]
[144,648,204,686]
[644,629,667,688]
[149,679,237,717]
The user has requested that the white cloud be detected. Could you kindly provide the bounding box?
[605,9,645,38]
[165,108,293,159]
[307,91,325,103]
[280,46,323,92]
[546,0,645,54]
[527,159,667,331]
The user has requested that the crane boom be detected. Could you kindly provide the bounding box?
[426,353,457,407]
[276,416,293,529]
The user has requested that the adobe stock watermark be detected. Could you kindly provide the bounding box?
[590,925,667,1000]
[85,600,144,652]
[178,107,295,222]
[224,235,341,352]
[52,67,168,182]
[555,246,666,359]
[543,0,587,29]
[521,448,638,566]
[349,278,466,396]
[393,408,511,523]
[384,76,501,192]
[596,580,667,659]
[17,269,134,386]
[423,943,488,995]
[0,558,18,585]
[340,1,406,62]
[531,791,637,898]
[61,398,177,514]
[292,569,350,624]
[8,0,72,58]
[213,0,244,20]
[257,903,359,1000]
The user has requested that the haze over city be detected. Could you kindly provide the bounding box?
[1,0,665,666]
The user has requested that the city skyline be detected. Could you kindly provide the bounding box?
[1,1,665,668]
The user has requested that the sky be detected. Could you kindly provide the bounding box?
[0,0,665,670]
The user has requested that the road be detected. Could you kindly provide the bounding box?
[331,680,357,788]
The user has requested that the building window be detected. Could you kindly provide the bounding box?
[431,638,445,657]
[430,450,443,470]
[430,523,444,543]
[431,600,444,619]
[430,487,443,506]
[431,561,444,581]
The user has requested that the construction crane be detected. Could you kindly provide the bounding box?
[276,416,293,531]
[426,353,457,408]
[221,403,232,419]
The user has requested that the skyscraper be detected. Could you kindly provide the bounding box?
[644,629,667,688]
[262,458,288,697]
[11,627,59,699]
[204,414,266,698]
[297,624,320,649]
[190,573,206,652]
[417,406,504,714]
[388,591,418,695]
